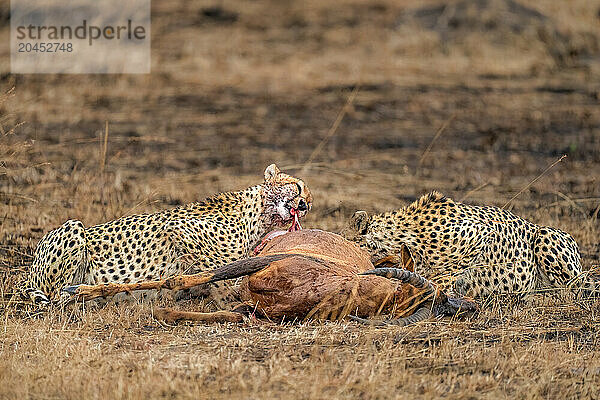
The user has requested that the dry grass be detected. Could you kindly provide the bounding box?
[1,0,600,398]
[2,296,600,399]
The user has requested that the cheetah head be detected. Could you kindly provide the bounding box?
[262,164,313,231]
[341,211,372,249]
[341,211,390,255]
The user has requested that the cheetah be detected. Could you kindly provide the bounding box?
[342,191,594,298]
[18,164,312,305]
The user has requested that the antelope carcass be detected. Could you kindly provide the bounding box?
[64,229,476,325]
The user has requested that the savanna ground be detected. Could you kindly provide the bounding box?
[1,0,600,398]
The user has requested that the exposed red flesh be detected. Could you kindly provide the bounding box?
[288,208,303,232]
[253,230,288,255]
[252,208,302,255]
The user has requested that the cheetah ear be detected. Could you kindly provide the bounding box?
[350,211,369,235]
[264,163,281,184]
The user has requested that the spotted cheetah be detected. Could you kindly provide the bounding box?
[342,191,594,298]
[19,164,312,305]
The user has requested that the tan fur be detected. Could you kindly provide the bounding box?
[342,192,585,297]
[66,229,476,324]
[19,164,312,304]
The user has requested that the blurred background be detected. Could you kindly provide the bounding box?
[1,0,599,272]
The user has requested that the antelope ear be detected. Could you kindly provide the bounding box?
[350,211,369,235]
[399,244,415,272]
[264,164,281,183]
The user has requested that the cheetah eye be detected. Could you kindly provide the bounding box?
[297,199,308,212]
[295,183,302,195]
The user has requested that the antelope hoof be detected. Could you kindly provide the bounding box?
[62,284,83,295]
[153,307,179,323]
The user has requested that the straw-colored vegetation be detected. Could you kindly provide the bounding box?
[1,0,599,398]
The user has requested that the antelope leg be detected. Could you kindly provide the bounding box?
[63,253,298,301]
[62,272,216,301]
[154,308,244,323]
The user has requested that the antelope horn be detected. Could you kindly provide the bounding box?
[360,267,435,296]
[348,307,433,327]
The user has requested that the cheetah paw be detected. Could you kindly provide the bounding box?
[28,289,50,306]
